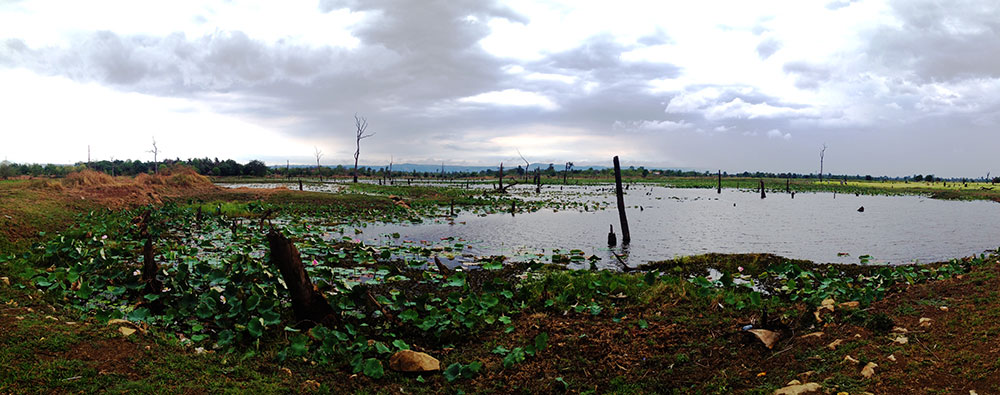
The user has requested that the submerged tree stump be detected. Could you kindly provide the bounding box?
[717,170,722,194]
[267,230,336,326]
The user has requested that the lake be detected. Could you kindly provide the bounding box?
[221,182,1000,269]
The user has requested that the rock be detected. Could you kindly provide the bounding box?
[773,382,821,395]
[827,339,843,350]
[860,362,877,378]
[388,350,441,372]
[748,329,780,349]
[940,306,949,311]
[820,298,836,312]
[843,355,859,364]
[893,335,908,345]
[839,301,860,309]
[799,332,824,339]
[919,317,932,327]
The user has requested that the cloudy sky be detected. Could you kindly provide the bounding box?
[1,0,998,177]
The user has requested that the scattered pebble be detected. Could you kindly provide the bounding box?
[861,362,878,378]
[773,382,821,395]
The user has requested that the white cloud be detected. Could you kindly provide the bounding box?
[766,129,792,140]
[457,89,559,111]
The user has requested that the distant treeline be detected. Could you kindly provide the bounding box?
[0,158,996,183]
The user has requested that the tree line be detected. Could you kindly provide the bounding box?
[0,158,995,183]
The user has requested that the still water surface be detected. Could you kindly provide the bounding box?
[222,182,1000,268]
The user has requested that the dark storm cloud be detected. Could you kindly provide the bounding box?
[0,31,346,90]
[783,61,832,89]
[867,0,1000,82]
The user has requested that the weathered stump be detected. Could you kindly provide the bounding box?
[267,230,336,327]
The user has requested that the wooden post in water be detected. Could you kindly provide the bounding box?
[499,162,504,193]
[613,156,631,245]
[786,179,790,194]
[759,179,766,199]
[267,230,336,326]
[298,179,303,191]
[717,170,722,194]
[535,168,541,193]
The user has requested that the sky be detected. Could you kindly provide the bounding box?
[1,0,998,177]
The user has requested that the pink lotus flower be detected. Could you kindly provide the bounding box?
[738,266,744,272]
[312,259,319,266]
[101,235,108,240]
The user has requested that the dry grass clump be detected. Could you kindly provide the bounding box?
[160,165,213,188]
[26,179,64,191]
[61,170,116,187]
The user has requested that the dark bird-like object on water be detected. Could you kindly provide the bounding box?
[857,206,865,212]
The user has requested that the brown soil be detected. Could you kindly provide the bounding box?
[61,338,143,379]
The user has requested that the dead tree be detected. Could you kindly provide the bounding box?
[496,162,516,193]
[353,114,375,183]
[786,178,790,193]
[613,156,631,245]
[564,162,573,185]
[759,179,766,199]
[314,146,323,181]
[147,137,160,174]
[819,144,827,182]
[517,149,530,182]
[267,230,336,326]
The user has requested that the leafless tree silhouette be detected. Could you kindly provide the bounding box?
[353,114,375,183]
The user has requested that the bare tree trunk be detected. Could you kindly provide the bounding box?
[819,144,827,183]
[353,114,375,183]
[786,178,790,193]
[499,162,504,192]
[267,230,336,326]
[717,170,722,194]
[759,179,766,199]
[613,156,630,245]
